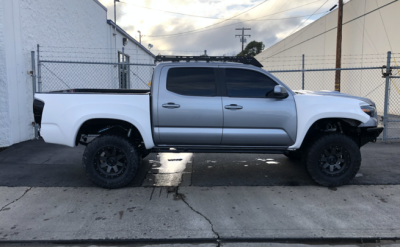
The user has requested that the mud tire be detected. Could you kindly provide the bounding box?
[305,133,361,187]
[83,135,140,189]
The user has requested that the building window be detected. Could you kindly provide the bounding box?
[118,52,130,89]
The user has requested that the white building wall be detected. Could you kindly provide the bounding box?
[0,0,154,147]
[0,0,11,147]
[257,0,400,69]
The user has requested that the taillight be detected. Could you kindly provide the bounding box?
[33,99,45,125]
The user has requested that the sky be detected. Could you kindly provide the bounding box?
[97,0,348,56]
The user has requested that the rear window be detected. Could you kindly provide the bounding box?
[167,68,216,96]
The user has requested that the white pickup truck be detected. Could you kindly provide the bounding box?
[33,56,383,189]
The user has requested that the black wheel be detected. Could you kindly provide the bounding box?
[306,133,361,187]
[283,150,302,160]
[83,135,140,189]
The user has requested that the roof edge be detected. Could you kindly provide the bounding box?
[93,0,107,11]
[107,20,155,58]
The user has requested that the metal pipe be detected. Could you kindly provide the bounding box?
[114,0,118,63]
[383,51,391,142]
[269,66,386,73]
[31,51,36,97]
[31,51,39,139]
[302,54,305,90]
[39,60,154,66]
[37,44,42,92]
[122,47,125,88]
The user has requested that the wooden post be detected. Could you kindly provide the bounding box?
[335,0,343,92]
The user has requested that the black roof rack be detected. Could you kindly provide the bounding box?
[155,55,263,68]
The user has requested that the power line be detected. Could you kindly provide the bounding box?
[145,0,326,38]
[119,1,246,20]
[145,12,329,41]
[146,0,270,38]
[375,0,393,51]
[287,0,330,37]
[259,0,398,61]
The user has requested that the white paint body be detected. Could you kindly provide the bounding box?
[289,94,370,149]
[34,93,154,149]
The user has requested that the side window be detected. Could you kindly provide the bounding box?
[167,68,216,96]
[225,69,277,98]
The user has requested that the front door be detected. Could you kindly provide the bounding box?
[157,67,223,145]
[220,68,297,146]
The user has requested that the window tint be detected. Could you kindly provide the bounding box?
[167,68,216,96]
[225,69,277,98]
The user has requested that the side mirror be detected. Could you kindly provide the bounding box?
[273,85,289,99]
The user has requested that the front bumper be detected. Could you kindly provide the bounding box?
[359,126,384,147]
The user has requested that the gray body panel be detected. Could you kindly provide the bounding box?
[151,62,298,147]
[221,97,296,145]
[155,66,223,145]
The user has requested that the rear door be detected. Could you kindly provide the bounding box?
[220,67,297,146]
[156,67,223,145]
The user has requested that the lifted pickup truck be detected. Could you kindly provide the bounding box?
[33,56,383,189]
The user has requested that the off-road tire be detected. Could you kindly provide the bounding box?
[283,150,302,160]
[306,133,361,187]
[83,135,140,189]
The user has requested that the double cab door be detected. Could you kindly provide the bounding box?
[155,65,297,146]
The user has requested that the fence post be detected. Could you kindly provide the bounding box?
[383,51,391,142]
[302,54,305,90]
[122,47,125,89]
[31,51,38,139]
[31,51,36,97]
[37,44,42,92]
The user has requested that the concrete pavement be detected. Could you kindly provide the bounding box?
[0,185,400,241]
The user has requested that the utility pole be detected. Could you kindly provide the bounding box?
[335,0,343,92]
[235,28,251,56]
[137,31,142,44]
[114,0,119,63]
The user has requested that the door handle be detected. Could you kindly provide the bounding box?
[225,104,243,110]
[162,102,180,108]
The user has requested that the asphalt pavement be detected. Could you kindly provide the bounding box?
[0,139,399,187]
[0,139,400,246]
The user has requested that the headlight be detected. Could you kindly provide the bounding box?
[360,105,376,117]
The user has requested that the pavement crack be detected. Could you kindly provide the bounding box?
[175,187,220,240]
[149,187,156,201]
[0,187,32,212]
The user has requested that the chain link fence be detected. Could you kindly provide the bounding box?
[32,47,400,141]
[38,61,153,92]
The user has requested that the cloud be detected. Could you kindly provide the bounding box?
[98,0,335,55]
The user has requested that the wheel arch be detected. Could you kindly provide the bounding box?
[297,117,363,150]
[75,118,145,147]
